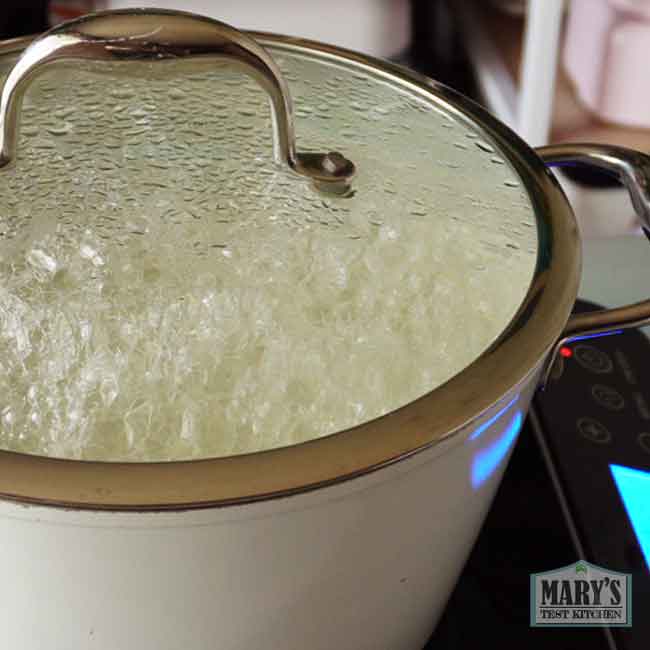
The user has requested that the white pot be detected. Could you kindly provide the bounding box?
[0,375,536,650]
[0,10,648,650]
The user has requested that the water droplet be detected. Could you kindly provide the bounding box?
[46,124,71,136]
[111,88,135,100]
[475,141,495,153]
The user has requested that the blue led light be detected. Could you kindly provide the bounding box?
[469,396,519,441]
[471,411,523,489]
[610,464,650,572]
[571,330,623,342]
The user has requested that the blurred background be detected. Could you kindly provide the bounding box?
[2,0,649,302]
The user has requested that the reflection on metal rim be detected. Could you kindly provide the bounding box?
[0,29,581,510]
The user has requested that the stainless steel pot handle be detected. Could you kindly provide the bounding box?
[537,143,650,383]
[0,8,355,187]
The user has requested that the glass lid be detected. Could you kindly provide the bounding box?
[0,11,538,462]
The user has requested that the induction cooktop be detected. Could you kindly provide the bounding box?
[427,300,650,649]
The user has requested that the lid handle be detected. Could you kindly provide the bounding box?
[0,8,355,187]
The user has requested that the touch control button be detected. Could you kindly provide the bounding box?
[574,345,614,374]
[639,432,650,455]
[591,384,625,411]
[577,417,612,444]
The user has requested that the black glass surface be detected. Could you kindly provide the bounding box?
[427,300,649,649]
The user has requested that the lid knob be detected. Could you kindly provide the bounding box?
[0,8,356,189]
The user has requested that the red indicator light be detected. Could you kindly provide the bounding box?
[560,346,573,358]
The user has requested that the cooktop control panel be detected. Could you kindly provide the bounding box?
[532,300,650,650]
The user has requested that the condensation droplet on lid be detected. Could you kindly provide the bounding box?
[111,88,135,100]
[46,124,71,136]
[475,141,495,153]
